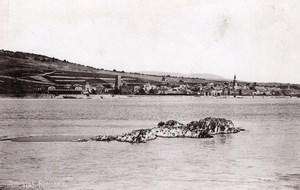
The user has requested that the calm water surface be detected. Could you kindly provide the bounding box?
[0,96,299,190]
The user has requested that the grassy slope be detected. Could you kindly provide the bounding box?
[0,50,210,94]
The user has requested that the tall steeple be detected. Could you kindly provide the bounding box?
[233,74,237,87]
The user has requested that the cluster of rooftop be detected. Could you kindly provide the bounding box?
[45,74,299,97]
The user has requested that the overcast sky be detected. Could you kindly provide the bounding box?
[0,0,300,83]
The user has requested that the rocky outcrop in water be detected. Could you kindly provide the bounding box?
[74,117,244,143]
[185,117,242,134]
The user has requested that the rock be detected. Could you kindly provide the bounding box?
[164,120,183,127]
[186,117,241,135]
[157,121,165,127]
[74,117,243,143]
[153,120,213,138]
[73,138,88,142]
[90,135,116,142]
[116,129,157,143]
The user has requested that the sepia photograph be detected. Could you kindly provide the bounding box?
[0,0,299,189]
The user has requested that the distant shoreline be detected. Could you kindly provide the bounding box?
[0,94,297,100]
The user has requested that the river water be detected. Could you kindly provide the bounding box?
[0,96,299,190]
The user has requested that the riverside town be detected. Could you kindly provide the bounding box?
[46,74,298,97]
[0,50,299,98]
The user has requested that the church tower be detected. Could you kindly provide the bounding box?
[115,75,121,90]
[233,74,237,87]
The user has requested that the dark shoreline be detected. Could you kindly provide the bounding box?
[0,94,296,99]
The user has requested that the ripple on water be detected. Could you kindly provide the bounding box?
[0,97,299,189]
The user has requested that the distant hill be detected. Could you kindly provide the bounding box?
[139,71,227,81]
[0,49,210,95]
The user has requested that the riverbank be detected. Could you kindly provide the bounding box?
[0,94,132,99]
[0,94,297,100]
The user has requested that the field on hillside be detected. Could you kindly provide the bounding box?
[0,50,211,95]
